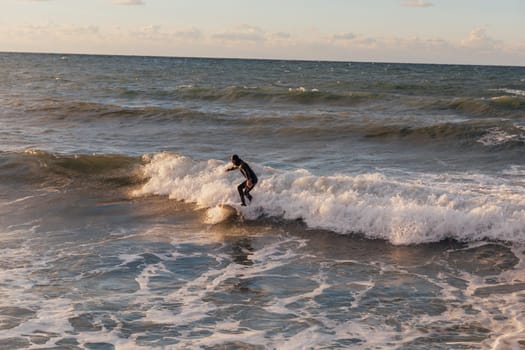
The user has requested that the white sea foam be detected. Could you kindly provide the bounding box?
[135,262,170,294]
[477,127,525,146]
[133,152,525,245]
[502,165,525,178]
[204,204,238,224]
[288,86,320,94]
[492,88,525,97]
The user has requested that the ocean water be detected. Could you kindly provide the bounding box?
[1,52,525,349]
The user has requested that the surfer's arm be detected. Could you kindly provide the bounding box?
[225,166,238,172]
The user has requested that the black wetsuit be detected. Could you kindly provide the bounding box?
[227,160,258,206]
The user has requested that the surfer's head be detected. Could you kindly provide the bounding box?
[231,154,241,166]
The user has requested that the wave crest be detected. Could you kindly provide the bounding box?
[133,153,525,245]
[0,150,141,188]
[175,85,380,105]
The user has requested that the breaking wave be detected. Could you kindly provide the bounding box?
[132,152,525,245]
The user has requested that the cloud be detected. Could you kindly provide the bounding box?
[2,20,522,66]
[18,0,147,3]
[213,25,266,44]
[132,25,163,40]
[112,0,145,5]
[126,25,203,42]
[402,1,434,8]
[333,32,356,41]
[272,32,291,40]
[460,27,501,50]
[175,28,203,40]
[12,23,100,38]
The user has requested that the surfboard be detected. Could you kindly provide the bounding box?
[205,202,263,224]
[204,203,243,224]
[218,203,241,215]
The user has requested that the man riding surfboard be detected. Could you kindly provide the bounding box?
[225,154,258,206]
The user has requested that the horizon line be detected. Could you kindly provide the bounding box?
[1,50,524,69]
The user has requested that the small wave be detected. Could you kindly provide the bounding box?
[492,88,525,97]
[28,100,209,122]
[450,98,496,115]
[242,118,505,145]
[489,95,525,109]
[133,153,525,245]
[363,120,525,148]
[418,96,524,119]
[175,85,380,105]
[0,150,142,188]
[477,126,525,147]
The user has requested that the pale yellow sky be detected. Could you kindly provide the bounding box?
[2,0,524,65]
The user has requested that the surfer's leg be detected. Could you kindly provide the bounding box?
[244,182,255,202]
[237,181,247,206]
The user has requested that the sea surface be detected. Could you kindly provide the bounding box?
[1,52,525,349]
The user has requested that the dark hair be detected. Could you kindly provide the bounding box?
[231,154,241,165]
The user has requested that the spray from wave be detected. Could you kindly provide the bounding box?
[132,153,525,245]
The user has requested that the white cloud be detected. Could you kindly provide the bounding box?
[175,28,203,40]
[112,0,145,5]
[18,0,148,4]
[132,25,163,40]
[460,27,501,51]
[2,21,523,65]
[402,1,434,8]
[124,25,203,42]
[10,23,100,38]
[272,32,291,40]
[333,32,356,41]
[18,0,147,4]
[212,25,266,44]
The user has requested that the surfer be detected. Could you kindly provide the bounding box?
[225,154,258,206]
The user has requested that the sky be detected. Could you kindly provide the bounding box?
[1,0,524,66]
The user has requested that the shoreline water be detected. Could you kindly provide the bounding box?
[2,184,524,348]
